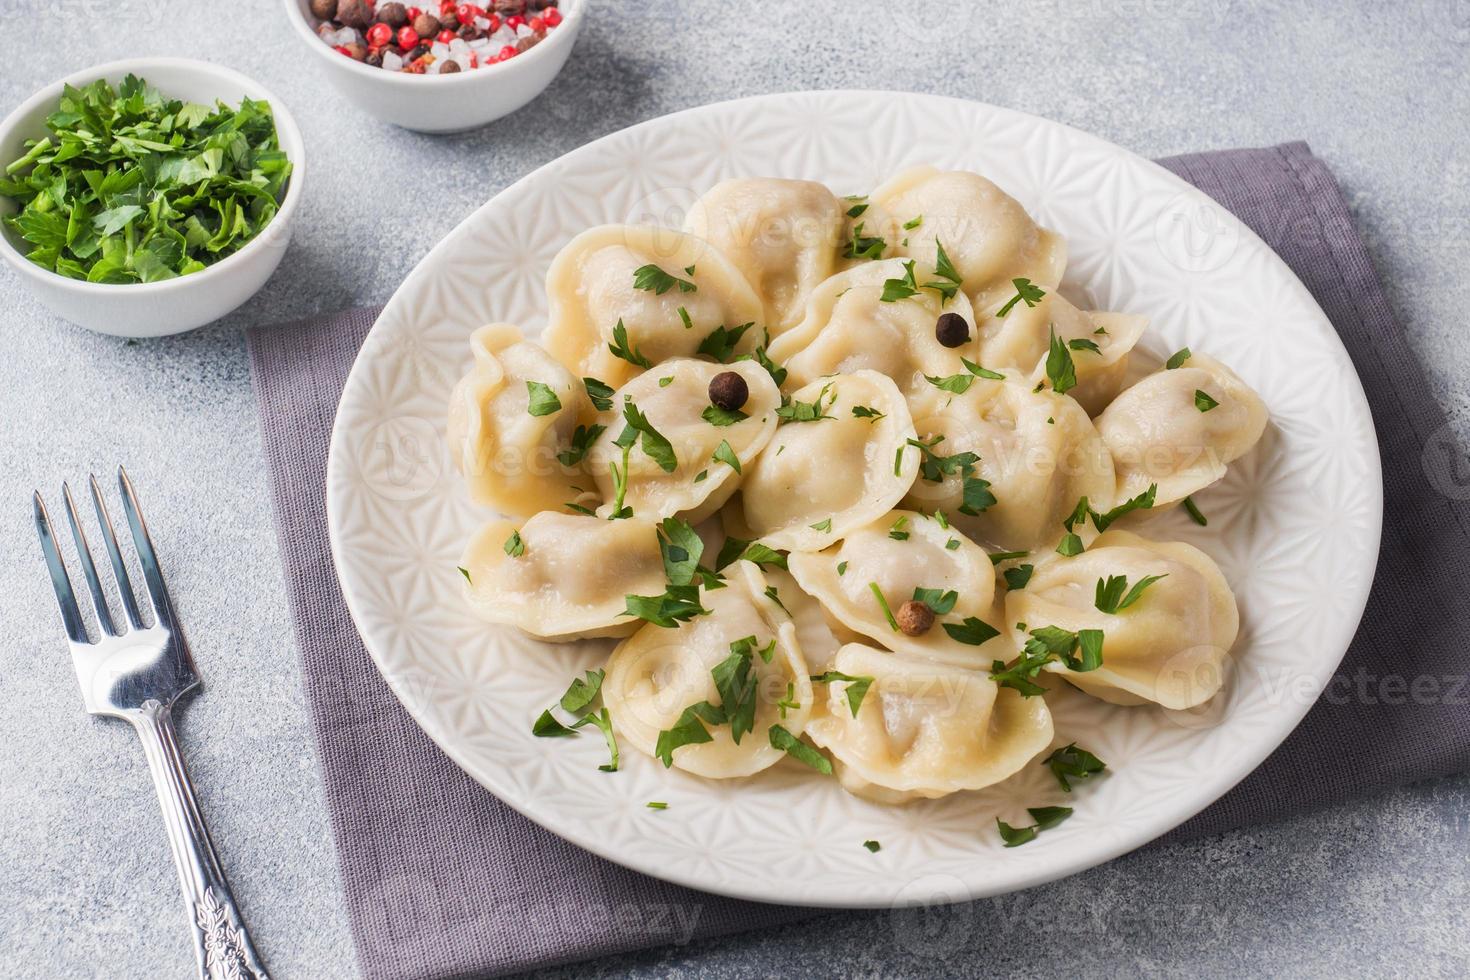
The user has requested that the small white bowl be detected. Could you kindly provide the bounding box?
[0,58,305,338]
[285,0,584,133]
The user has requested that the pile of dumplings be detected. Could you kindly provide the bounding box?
[447,167,1268,804]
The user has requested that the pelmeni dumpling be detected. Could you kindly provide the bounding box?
[974,291,1148,416]
[789,510,1000,670]
[1095,352,1268,506]
[604,561,814,778]
[447,324,592,516]
[587,358,780,523]
[807,643,1054,803]
[763,568,846,674]
[1005,529,1239,709]
[902,379,1116,552]
[767,259,976,405]
[836,194,902,270]
[683,178,845,336]
[873,166,1067,309]
[738,371,918,551]
[459,512,665,641]
[544,225,764,388]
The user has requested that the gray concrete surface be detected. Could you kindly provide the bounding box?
[2,0,1468,977]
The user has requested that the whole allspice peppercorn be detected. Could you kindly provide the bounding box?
[412,11,440,36]
[935,311,970,348]
[335,0,374,29]
[343,41,368,60]
[309,0,336,20]
[376,1,409,27]
[708,371,749,412]
[896,600,935,636]
[438,59,461,73]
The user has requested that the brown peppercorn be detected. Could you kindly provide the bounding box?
[412,11,440,36]
[343,41,368,60]
[935,311,970,348]
[335,0,373,28]
[375,1,409,26]
[515,34,540,52]
[896,600,935,637]
[457,23,479,38]
[708,372,749,412]
[493,0,526,13]
[309,0,336,20]
[365,48,383,67]
[438,59,461,73]
[406,43,429,61]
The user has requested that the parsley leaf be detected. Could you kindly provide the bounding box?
[714,538,788,572]
[622,584,709,628]
[457,566,473,584]
[851,405,886,422]
[573,707,619,772]
[880,260,920,302]
[998,807,1074,846]
[619,397,677,472]
[583,377,614,411]
[888,515,910,540]
[810,670,875,717]
[632,263,696,294]
[942,616,1001,646]
[922,239,964,302]
[1183,495,1208,526]
[1090,484,1157,531]
[525,381,562,417]
[863,840,882,852]
[654,700,723,766]
[810,517,833,532]
[769,724,832,774]
[1044,327,1078,395]
[503,530,525,557]
[912,587,958,615]
[712,439,741,473]
[776,383,835,423]
[903,214,924,230]
[738,332,788,387]
[701,404,748,427]
[869,582,900,631]
[711,640,760,744]
[1003,563,1035,590]
[557,424,606,467]
[1195,388,1220,412]
[995,277,1047,317]
[1166,347,1192,369]
[1068,338,1101,355]
[696,322,754,362]
[1095,573,1167,613]
[1043,743,1108,792]
[842,220,886,261]
[532,710,577,737]
[608,319,652,369]
[559,669,605,714]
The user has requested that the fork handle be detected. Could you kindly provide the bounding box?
[133,699,270,980]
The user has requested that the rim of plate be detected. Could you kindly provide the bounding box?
[325,90,1383,908]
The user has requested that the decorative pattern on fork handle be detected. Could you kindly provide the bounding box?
[33,469,269,980]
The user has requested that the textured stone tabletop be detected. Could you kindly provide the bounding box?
[2,1,1468,977]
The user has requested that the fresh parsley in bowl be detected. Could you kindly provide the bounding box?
[0,58,304,336]
[1,75,291,284]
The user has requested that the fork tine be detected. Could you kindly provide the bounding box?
[62,482,117,637]
[117,466,174,630]
[33,491,89,644]
[90,474,145,629]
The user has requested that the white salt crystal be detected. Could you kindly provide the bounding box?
[382,50,403,71]
[431,41,450,59]
[448,37,469,54]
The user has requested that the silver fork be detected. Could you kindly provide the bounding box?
[34,468,269,980]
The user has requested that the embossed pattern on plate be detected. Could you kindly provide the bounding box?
[326,91,1382,907]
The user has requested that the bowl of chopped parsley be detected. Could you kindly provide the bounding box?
[0,58,304,336]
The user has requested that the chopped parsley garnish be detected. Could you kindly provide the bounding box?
[677,306,693,330]
[880,260,920,302]
[962,475,997,515]
[556,424,606,467]
[851,405,887,422]
[696,322,754,362]
[573,707,619,772]
[712,439,741,473]
[532,710,577,737]
[1056,534,1084,556]
[923,239,964,303]
[995,277,1047,317]
[863,840,882,852]
[776,682,800,719]
[776,383,835,423]
[1094,573,1168,614]
[903,214,924,230]
[503,530,525,557]
[711,639,761,743]
[654,700,723,766]
[1002,563,1035,590]
[623,585,709,628]
[1183,495,1208,526]
[693,469,708,483]
[457,566,472,584]
[559,668,605,713]
[1090,484,1157,531]
[714,537,788,571]
[658,375,673,387]
[608,319,652,369]
[810,670,875,717]
[525,381,562,417]
[888,515,910,540]
[618,396,677,472]
[738,332,788,387]
[655,517,723,589]
[990,625,1103,695]
[846,198,869,219]
[605,437,634,520]
[532,669,617,771]
[989,550,1029,564]
[810,517,833,532]
[869,582,900,631]
[701,404,749,427]
[646,801,668,810]
[1043,743,1108,792]
[583,376,614,412]
[1194,388,1220,412]
[768,724,832,774]
[1067,338,1101,355]
[1165,347,1192,370]
[997,806,1073,847]
[731,634,777,664]
[945,538,961,551]
[933,510,949,529]
[942,616,1000,646]
[912,587,958,615]
[632,263,696,295]
[836,560,849,576]
[763,585,788,613]
[842,220,886,261]
[1044,327,1078,395]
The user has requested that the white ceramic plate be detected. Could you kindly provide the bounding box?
[326,91,1382,907]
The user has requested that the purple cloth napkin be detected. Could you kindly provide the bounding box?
[246,142,1470,980]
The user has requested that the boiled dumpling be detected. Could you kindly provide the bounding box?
[446,324,593,517]
[902,379,1116,552]
[1095,352,1268,506]
[604,560,814,778]
[806,643,1054,803]
[544,225,764,389]
[872,166,1067,309]
[683,178,845,336]
[835,193,902,269]
[763,568,846,674]
[788,510,1001,670]
[973,291,1148,416]
[738,370,918,551]
[1004,529,1239,709]
[587,358,780,523]
[458,511,665,641]
[767,258,976,406]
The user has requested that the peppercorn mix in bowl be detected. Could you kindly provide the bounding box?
[286,0,583,132]
[0,57,304,336]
